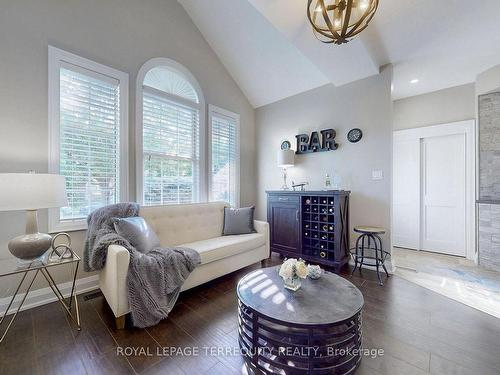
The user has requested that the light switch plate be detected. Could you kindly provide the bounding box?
[372,170,383,180]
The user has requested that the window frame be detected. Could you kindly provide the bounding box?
[208,104,241,208]
[136,57,207,206]
[48,46,129,232]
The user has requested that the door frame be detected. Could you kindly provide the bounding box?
[393,120,476,262]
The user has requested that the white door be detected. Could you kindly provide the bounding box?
[421,134,466,256]
[393,139,420,249]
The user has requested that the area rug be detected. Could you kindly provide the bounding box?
[393,248,500,319]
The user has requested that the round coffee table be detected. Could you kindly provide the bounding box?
[237,266,364,375]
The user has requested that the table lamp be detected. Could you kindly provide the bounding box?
[0,173,68,260]
[277,149,295,190]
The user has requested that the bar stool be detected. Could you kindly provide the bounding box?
[350,226,390,285]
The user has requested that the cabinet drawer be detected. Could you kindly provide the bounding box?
[267,195,300,203]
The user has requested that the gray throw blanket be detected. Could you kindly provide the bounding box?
[83,203,201,328]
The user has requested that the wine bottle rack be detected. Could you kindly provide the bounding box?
[267,190,350,272]
[302,195,337,262]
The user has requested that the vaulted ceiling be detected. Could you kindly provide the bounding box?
[179,0,500,108]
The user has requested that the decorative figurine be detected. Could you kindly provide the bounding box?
[292,181,309,191]
[49,232,73,261]
[307,264,323,280]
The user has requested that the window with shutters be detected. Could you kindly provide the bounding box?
[136,59,206,206]
[48,46,129,232]
[208,105,240,207]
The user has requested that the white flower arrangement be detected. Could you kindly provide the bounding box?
[279,258,308,280]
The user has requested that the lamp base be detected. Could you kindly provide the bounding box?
[281,167,290,190]
[8,233,52,260]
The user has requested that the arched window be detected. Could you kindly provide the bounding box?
[136,58,206,206]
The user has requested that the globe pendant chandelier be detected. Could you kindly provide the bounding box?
[307,0,379,45]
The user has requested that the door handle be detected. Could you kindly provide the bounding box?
[296,210,299,221]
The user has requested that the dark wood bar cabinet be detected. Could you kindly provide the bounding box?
[266,190,350,272]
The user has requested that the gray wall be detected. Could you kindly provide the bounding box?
[476,64,500,272]
[478,92,500,201]
[393,83,475,130]
[255,66,393,249]
[478,204,500,271]
[0,0,255,293]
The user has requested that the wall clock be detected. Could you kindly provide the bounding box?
[347,128,363,143]
[281,140,291,150]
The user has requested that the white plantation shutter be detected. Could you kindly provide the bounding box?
[48,46,128,232]
[209,107,239,207]
[59,67,121,220]
[143,66,199,104]
[142,90,200,205]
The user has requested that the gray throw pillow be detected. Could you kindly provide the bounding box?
[113,217,160,253]
[223,206,256,235]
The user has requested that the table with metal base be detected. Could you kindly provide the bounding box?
[0,252,81,344]
[237,267,364,375]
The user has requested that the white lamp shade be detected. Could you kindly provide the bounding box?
[0,173,68,211]
[277,149,295,168]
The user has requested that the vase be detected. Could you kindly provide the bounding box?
[283,276,301,291]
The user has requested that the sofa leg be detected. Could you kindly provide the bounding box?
[115,315,126,329]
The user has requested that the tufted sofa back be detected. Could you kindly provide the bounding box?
[139,202,228,247]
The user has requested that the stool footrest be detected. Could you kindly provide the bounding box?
[351,231,390,285]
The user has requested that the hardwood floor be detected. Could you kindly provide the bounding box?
[1,254,500,375]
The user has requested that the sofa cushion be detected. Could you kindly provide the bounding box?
[180,233,266,264]
[113,217,160,253]
[223,206,256,235]
[140,202,227,247]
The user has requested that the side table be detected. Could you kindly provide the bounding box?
[0,251,81,344]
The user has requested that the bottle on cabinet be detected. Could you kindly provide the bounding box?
[324,173,331,190]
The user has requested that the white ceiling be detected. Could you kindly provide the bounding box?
[179,0,328,108]
[179,0,500,107]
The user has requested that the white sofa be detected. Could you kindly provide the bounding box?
[99,202,269,328]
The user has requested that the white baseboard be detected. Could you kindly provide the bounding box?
[0,274,99,315]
